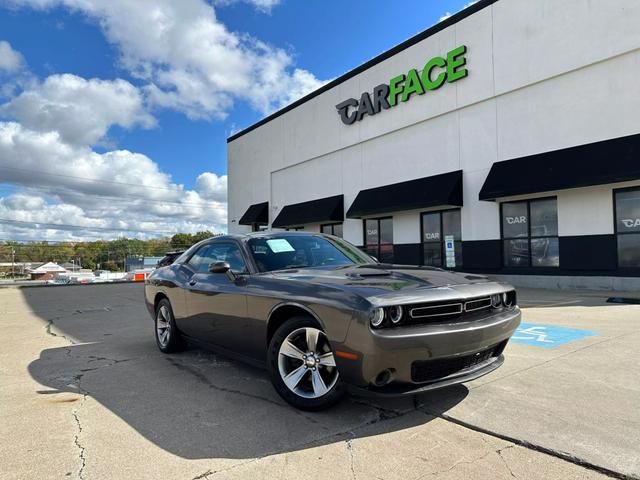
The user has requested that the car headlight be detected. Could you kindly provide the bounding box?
[388,305,403,324]
[491,294,502,308]
[503,291,516,308]
[370,308,385,328]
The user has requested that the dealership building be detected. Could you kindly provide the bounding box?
[227,0,640,288]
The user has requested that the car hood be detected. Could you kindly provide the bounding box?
[269,264,496,302]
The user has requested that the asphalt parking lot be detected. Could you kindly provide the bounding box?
[1,283,639,480]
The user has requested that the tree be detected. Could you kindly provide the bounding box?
[191,231,214,243]
[102,260,120,272]
[170,233,193,249]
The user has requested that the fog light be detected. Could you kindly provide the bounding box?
[388,305,403,324]
[370,308,385,327]
[491,294,502,308]
[374,369,394,386]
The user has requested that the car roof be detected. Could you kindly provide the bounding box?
[206,231,329,242]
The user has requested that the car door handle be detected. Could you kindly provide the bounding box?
[188,279,197,286]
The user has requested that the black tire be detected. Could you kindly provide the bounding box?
[154,298,185,353]
[268,316,344,411]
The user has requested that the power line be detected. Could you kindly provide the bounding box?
[0,164,226,194]
[0,217,189,234]
[0,183,226,210]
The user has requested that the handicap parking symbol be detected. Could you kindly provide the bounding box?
[511,322,596,349]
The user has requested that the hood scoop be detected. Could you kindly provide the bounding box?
[346,268,392,279]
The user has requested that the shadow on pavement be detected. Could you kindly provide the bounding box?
[25,284,468,460]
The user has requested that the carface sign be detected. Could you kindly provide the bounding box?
[335,45,468,125]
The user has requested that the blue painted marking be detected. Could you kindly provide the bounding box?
[511,322,597,349]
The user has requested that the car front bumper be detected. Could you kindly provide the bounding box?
[334,307,521,394]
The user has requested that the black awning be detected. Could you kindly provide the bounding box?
[479,133,640,200]
[346,170,463,219]
[272,195,344,228]
[238,202,269,225]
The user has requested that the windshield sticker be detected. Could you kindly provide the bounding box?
[267,239,295,253]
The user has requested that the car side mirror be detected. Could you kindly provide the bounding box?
[209,261,237,282]
[209,261,230,273]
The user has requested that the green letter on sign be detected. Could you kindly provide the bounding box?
[447,45,468,82]
[388,74,406,107]
[421,56,447,90]
[401,69,425,102]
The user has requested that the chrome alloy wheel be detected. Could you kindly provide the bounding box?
[156,305,172,348]
[277,327,339,399]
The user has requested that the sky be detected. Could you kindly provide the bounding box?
[0,0,476,242]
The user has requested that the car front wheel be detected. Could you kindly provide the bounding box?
[268,316,344,410]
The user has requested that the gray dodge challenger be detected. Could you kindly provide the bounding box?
[144,232,521,410]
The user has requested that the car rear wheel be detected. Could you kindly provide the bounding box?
[268,316,344,410]
[155,298,184,353]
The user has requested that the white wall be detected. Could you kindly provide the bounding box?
[228,0,640,245]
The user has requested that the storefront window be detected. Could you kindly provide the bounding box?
[501,198,559,267]
[364,218,393,263]
[421,209,462,268]
[615,188,640,268]
[321,223,343,237]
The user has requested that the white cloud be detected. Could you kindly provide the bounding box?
[7,0,326,119]
[439,1,479,22]
[0,40,24,73]
[211,0,281,13]
[0,121,227,240]
[196,172,227,202]
[3,74,155,145]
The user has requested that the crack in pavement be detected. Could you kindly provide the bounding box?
[45,318,76,345]
[415,446,514,479]
[496,446,517,478]
[189,457,264,480]
[415,450,494,479]
[346,438,357,480]
[71,373,89,480]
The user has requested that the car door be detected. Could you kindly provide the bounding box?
[183,241,250,353]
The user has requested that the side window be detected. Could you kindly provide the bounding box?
[188,243,247,273]
[421,209,462,268]
[615,188,640,268]
[501,198,558,268]
[363,218,394,263]
[321,223,343,237]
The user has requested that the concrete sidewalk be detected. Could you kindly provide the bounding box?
[0,284,637,479]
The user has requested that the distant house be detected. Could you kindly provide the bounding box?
[27,262,67,281]
[60,262,82,272]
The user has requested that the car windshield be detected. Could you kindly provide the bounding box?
[247,234,375,272]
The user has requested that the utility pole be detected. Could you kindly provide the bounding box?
[11,248,15,280]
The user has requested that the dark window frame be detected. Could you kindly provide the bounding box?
[285,226,304,231]
[320,223,343,237]
[613,186,640,270]
[419,208,463,269]
[500,196,559,268]
[362,217,393,262]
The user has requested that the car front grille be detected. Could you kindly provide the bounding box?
[410,340,507,383]
[405,295,494,324]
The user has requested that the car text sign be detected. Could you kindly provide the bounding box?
[511,322,596,349]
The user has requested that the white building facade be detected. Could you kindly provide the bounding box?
[227,0,640,287]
